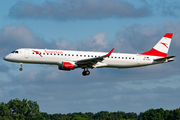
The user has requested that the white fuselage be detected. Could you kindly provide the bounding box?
[4,48,161,69]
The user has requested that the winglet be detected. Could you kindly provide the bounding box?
[104,48,114,57]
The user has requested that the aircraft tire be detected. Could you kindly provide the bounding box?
[86,71,90,75]
[82,70,90,76]
[82,71,86,76]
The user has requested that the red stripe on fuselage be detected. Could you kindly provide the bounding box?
[140,48,167,57]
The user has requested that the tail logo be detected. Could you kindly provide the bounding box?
[160,42,168,48]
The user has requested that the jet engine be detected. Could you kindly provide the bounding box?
[58,61,77,71]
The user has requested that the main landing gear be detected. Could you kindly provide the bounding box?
[19,63,23,71]
[82,67,90,76]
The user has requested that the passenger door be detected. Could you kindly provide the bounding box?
[24,49,29,59]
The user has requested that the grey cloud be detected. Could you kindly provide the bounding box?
[77,32,110,51]
[0,24,109,59]
[0,24,47,57]
[114,21,180,56]
[8,0,150,20]
[152,0,180,17]
[0,24,77,57]
[55,38,76,50]
[136,0,180,17]
[114,24,163,53]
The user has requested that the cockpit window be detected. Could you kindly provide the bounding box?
[11,51,15,53]
[11,50,18,53]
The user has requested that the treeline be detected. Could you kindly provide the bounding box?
[139,108,180,120]
[41,108,180,120]
[41,111,137,120]
[0,98,180,120]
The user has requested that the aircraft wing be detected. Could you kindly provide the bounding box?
[76,48,114,67]
[154,56,175,62]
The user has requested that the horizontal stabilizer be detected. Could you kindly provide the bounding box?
[154,56,175,62]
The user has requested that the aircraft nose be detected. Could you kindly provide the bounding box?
[3,55,9,61]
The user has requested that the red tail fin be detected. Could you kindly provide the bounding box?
[141,33,173,57]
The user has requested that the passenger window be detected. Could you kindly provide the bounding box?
[61,54,63,56]
[84,55,86,57]
[118,57,120,59]
[122,57,124,59]
[72,54,74,56]
[80,55,82,57]
[111,56,113,58]
[76,54,78,57]
[68,54,70,56]
[65,54,67,56]
[54,53,56,55]
[47,53,49,55]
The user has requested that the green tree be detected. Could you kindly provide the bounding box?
[72,116,86,120]
[0,102,11,117]
[0,98,45,120]
[105,116,114,120]
[164,110,170,120]
[173,108,180,120]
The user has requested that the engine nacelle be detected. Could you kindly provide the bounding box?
[58,61,77,71]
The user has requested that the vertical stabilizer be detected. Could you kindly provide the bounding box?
[141,33,173,57]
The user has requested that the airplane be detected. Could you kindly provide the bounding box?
[3,33,175,76]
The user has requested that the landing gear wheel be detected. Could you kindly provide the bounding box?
[85,70,90,75]
[19,68,23,71]
[82,70,90,76]
[82,71,86,76]
[19,63,23,71]
[82,66,90,76]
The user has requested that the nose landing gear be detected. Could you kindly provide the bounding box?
[19,63,23,71]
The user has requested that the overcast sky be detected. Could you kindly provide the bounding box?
[1,0,180,114]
